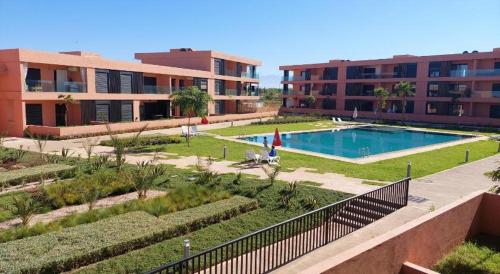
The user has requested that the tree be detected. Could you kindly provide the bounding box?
[170,86,213,147]
[57,94,74,126]
[394,81,415,123]
[260,88,282,105]
[305,95,316,108]
[374,87,389,122]
[261,165,281,186]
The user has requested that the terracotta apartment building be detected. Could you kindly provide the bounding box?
[0,48,268,137]
[280,48,500,127]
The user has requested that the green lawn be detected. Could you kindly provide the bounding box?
[206,120,333,136]
[434,234,500,274]
[153,135,498,181]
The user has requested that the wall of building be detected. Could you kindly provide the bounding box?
[308,192,500,274]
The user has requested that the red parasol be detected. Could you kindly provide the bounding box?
[272,128,282,146]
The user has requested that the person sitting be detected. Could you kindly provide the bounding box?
[269,146,277,157]
[263,136,269,149]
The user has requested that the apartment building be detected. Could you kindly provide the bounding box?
[280,48,500,127]
[0,48,267,137]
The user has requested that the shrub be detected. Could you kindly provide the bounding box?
[250,115,321,125]
[0,185,230,243]
[0,196,257,273]
[100,134,182,147]
[0,196,39,226]
[0,164,75,187]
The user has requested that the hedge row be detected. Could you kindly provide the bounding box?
[250,116,321,125]
[100,134,182,147]
[0,196,258,273]
[0,164,75,187]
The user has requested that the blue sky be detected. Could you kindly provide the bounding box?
[1,0,499,87]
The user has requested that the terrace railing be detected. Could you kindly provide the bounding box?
[147,177,410,274]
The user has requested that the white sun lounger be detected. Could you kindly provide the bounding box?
[246,150,261,163]
[259,149,280,165]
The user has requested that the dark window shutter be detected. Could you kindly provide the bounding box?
[132,72,144,94]
[95,70,109,93]
[120,72,132,94]
[81,100,96,124]
[25,104,43,125]
[109,70,121,93]
[121,101,133,122]
[95,101,110,122]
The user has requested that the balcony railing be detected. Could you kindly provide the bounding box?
[241,71,259,79]
[143,85,172,94]
[447,69,500,77]
[282,75,306,81]
[471,90,500,99]
[25,80,87,93]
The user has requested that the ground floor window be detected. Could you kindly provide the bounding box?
[490,105,500,119]
[25,104,43,125]
[322,99,336,110]
[215,100,225,114]
[345,100,373,111]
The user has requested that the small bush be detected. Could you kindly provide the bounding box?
[0,196,257,273]
[100,135,182,147]
[250,115,321,125]
[0,164,75,187]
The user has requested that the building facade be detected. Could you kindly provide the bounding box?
[280,48,500,127]
[0,48,267,137]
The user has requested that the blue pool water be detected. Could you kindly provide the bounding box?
[242,126,470,159]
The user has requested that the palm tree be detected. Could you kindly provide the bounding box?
[57,94,74,126]
[394,81,415,124]
[374,87,389,123]
[170,86,213,147]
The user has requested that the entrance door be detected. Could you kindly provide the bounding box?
[55,104,66,126]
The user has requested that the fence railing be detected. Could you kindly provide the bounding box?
[146,177,410,274]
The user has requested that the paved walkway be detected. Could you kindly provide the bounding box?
[273,154,499,273]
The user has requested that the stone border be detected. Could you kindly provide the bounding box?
[215,125,486,164]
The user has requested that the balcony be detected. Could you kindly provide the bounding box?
[471,90,500,99]
[216,89,260,96]
[240,71,259,79]
[143,85,171,94]
[282,75,305,81]
[447,69,500,77]
[25,80,87,93]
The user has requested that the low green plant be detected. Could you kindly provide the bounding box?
[301,195,318,210]
[0,196,39,226]
[262,164,281,185]
[131,161,168,199]
[280,181,298,208]
[0,196,257,273]
[0,185,230,243]
[0,164,75,187]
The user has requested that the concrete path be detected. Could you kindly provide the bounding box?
[272,154,499,273]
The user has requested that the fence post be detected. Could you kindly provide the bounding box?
[183,239,190,259]
[497,142,500,153]
[223,144,227,159]
[465,147,470,162]
[323,207,330,245]
[406,161,412,178]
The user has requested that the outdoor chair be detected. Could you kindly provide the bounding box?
[259,149,280,165]
[245,150,261,163]
[190,125,199,136]
[181,126,197,136]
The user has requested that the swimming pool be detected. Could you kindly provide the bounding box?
[241,126,471,159]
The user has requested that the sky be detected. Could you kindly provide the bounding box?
[1,0,499,87]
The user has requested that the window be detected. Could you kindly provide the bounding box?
[25,104,43,125]
[194,78,208,91]
[428,62,441,77]
[426,103,438,114]
[214,59,224,75]
[95,101,110,122]
[323,67,338,80]
[215,80,225,95]
[490,105,500,119]
[214,100,225,114]
[121,101,133,122]
[95,69,109,93]
[120,72,132,94]
[322,99,336,110]
[345,100,373,111]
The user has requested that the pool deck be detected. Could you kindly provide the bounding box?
[216,125,487,164]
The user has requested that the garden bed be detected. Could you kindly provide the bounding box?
[0,164,75,187]
[433,234,500,274]
[0,196,257,273]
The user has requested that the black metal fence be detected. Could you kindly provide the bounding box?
[147,177,410,274]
